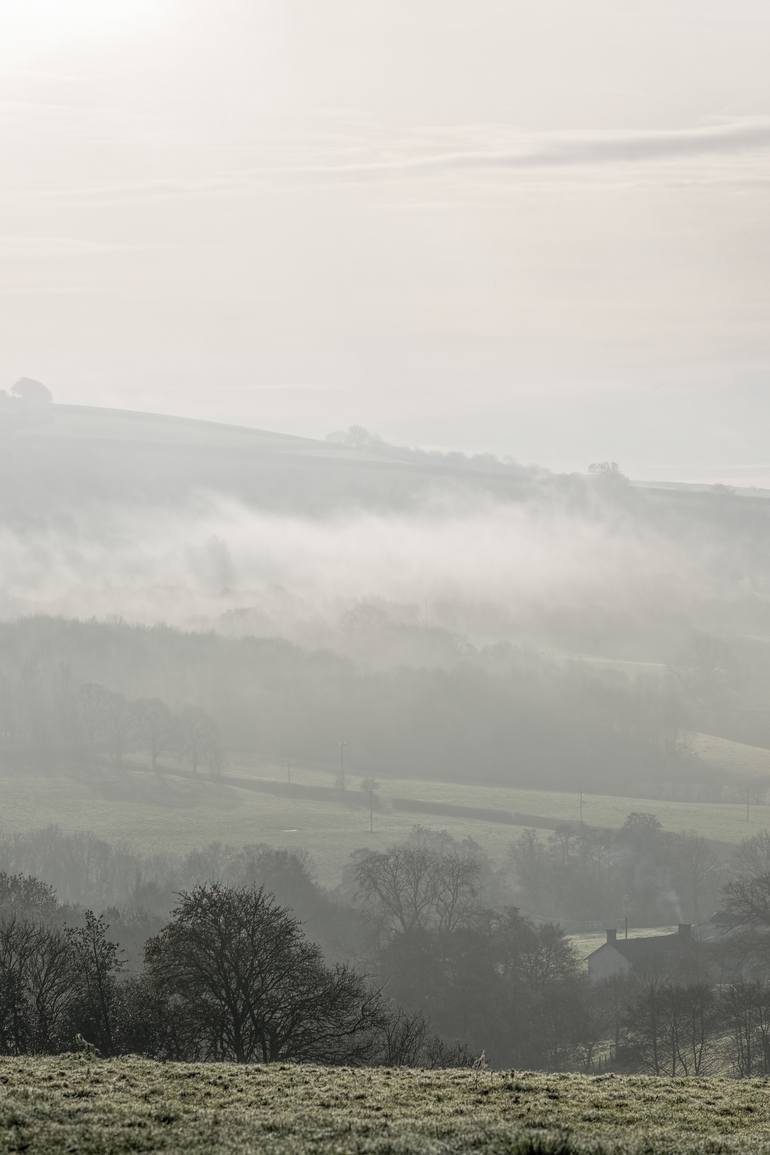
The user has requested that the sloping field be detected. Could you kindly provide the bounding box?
[1,1057,770,1154]
[229,757,770,846]
[0,752,768,891]
[692,731,770,778]
[0,768,537,885]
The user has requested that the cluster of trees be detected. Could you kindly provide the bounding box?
[325,425,530,477]
[347,830,588,1069]
[75,685,222,774]
[0,808,727,953]
[0,379,53,432]
[587,976,770,1077]
[0,657,222,775]
[0,616,686,795]
[0,828,622,1070]
[0,873,463,1066]
[3,822,770,1072]
[0,828,363,966]
[509,813,723,926]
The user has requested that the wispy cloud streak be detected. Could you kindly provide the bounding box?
[265,121,770,180]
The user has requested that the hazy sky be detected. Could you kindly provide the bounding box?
[3,1,770,479]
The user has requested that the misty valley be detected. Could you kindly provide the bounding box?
[0,392,770,1104]
[5,2,770,1146]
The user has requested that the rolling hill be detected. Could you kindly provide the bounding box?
[0,398,536,521]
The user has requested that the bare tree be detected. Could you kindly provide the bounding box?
[178,705,222,776]
[626,979,718,1076]
[0,920,37,1054]
[667,831,720,922]
[379,1007,429,1066]
[131,698,176,772]
[724,875,770,926]
[724,833,770,926]
[354,832,481,936]
[722,981,770,1076]
[145,883,383,1064]
[66,911,124,1055]
[0,873,58,923]
[26,927,74,1053]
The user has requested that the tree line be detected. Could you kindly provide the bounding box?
[509,812,724,926]
[0,873,465,1067]
[586,976,770,1077]
[0,615,687,795]
[0,666,223,776]
[0,829,592,1069]
[1,820,770,1072]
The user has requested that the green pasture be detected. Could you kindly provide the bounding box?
[3,728,770,887]
[0,766,532,885]
[233,750,770,846]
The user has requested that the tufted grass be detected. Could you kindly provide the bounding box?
[0,1057,769,1154]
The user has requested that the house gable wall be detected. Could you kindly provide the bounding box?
[587,943,632,983]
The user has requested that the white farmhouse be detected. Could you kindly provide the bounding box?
[587,924,700,983]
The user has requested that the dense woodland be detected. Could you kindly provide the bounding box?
[4,610,770,800]
[0,615,714,796]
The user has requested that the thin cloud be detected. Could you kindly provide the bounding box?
[4,121,770,207]
[262,120,770,180]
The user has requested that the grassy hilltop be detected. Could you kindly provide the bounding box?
[0,401,535,519]
[2,1057,770,1155]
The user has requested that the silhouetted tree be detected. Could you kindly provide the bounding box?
[145,883,383,1063]
[354,831,481,935]
[66,911,124,1054]
[722,981,770,1076]
[625,979,718,1076]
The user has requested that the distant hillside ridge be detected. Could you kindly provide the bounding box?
[0,400,542,519]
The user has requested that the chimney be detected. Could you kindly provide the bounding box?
[678,923,692,939]
[606,928,617,944]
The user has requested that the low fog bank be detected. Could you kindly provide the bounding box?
[3,400,769,667]
[2,475,766,658]
[3,405,770,794]
[0,490,696,654]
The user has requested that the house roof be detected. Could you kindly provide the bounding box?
[588,930,699,971]
[609,935,695,964]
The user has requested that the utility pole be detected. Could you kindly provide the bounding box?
[338,740,347,791]
[361,777,378,834]
[578,791,584,823]
[746,786,751,823]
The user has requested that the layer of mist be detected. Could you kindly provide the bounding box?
[0,492,694,655]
